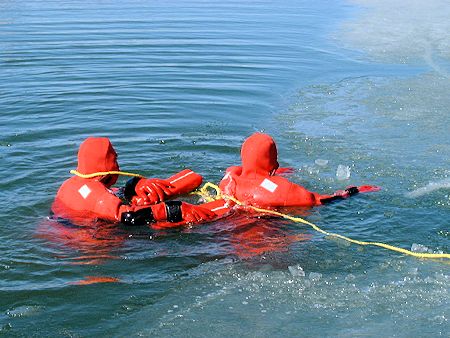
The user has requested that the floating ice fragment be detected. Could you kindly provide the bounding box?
[432,315,447,324]
[424,276,434,283]
[305,166,319,175]
[288,265,305,277]
[6,306,42,318]
[327,235,351,247]
[308,272,322,282]
[336,165,351,180]
[411,243,430,253]
[345,274,356,282]
[434,272,449,283]
[315,159,329,167]
[407,267,418,275]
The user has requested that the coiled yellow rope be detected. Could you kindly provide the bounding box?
[194,182,450,260]
[70,169,144,179]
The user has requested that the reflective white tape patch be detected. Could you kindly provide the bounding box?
[260,178,278,193]
[211,205,228,212]
[78,184,91,199]
[170,170,193,184]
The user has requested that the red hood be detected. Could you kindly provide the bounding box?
[241,133,279,177]
[76,137,119,175]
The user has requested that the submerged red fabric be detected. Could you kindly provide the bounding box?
[219,133,329,208]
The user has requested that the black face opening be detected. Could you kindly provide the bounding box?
[100,174,118,187]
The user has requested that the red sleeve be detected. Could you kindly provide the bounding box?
[284,182,334,207]
[165,169,203,196]
[92,187,123,221]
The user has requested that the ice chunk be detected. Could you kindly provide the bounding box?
[308,272,322,282]
[305,166,319,175]
[6,306,42,318]
[336,165,351,180]
[407,267,418,275]
[288,265,305,277]
[411,243,430,253]
[345,274,356,282]
[432,315,447,325]
[315,159,329,167]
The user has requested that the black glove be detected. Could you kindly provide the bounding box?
[121,207,154,226]
[344,186,359,196]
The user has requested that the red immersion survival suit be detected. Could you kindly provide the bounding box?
[219,132,337,208]
[52,137,216,227]
[214,132,379,258]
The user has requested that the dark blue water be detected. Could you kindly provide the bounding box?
[1,0,449,336]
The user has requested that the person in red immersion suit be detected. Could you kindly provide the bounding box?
[52,137,217,227]
[219,132,373,209]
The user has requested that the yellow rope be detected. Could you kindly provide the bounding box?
[194,182,450,260]
[70,169,144,179]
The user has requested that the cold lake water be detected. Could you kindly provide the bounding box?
[0,0,449,336]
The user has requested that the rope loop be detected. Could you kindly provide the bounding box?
[70,169,144,179]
